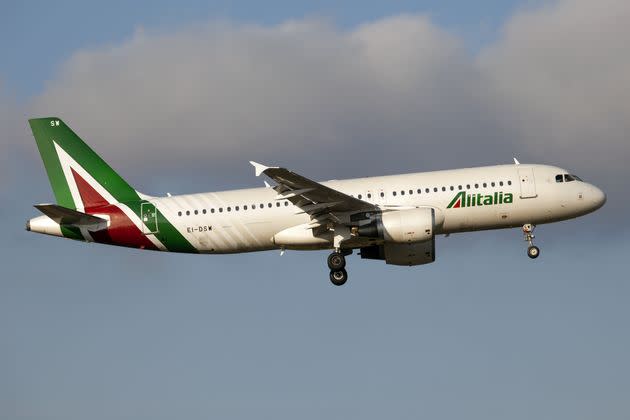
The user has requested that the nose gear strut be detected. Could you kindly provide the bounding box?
[522,224,540,259]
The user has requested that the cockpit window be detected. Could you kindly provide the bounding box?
[555,174,564,183]
[564,174,582,182]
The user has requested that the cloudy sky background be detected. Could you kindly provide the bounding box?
[2,1,629,419]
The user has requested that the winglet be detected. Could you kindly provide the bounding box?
[513,157,520,165]
[250,161,269,177]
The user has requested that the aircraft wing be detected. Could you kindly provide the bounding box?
[34,204,108,228]
[250,161,378,219]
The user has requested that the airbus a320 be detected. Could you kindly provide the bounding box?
[26,118,606,285]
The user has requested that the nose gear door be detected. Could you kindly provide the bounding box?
[517,168,537,198]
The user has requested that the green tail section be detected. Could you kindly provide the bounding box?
[28,117,140,208]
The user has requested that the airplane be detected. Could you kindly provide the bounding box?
[26,117,606,286]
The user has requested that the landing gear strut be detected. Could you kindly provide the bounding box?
[328,250,349,286]
[522,224,540,259]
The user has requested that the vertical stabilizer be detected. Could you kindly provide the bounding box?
[28,117,140,210]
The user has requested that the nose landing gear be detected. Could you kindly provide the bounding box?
[523,224,540,259]
[328,250,349,286]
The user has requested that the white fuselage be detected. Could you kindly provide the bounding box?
[150,164,605,253]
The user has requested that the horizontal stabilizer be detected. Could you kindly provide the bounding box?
[34,204,107,229]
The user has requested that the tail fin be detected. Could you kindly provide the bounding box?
[28,117,141,210]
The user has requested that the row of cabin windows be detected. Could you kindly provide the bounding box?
[177,179,514,216]
[178,200,290,216]
[354,180,512,199]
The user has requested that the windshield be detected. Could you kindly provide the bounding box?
[556,173,583,183]
[564,174,582,182]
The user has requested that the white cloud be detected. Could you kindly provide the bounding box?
[26,1,630,213]
[31,16,501,178]
[479,0,630,173]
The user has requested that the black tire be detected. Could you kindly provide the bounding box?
[327,252,346,270]
[329,269,348,286]
[527,246,540,259]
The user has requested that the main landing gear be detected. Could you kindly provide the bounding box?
[522,224,540,259]
[328,251,349,286]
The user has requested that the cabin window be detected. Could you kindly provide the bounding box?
[508,180,512,185]
[499,181,504,186]
[268,203,272,208]
[227,207,231,212]
[433,187,438,192]
[358,194,362,199]
[393,191,397,196]
[367,193,372,199]
[211,209,215,213]
[178,211,182,216]
[285,201,289,206]
[466,184,471,189]
[458,185,462,190]
[474,183,479,188]
[450,186,454,191]
[219,208,223,213]
[243,205,248,210]
[417,189,422,194]
[259,204,264,209]
[236,206,240,211]
[380,192,385,197]
[194,210,198,215]
[202,209,207,214]
[442,187,446,192]
[400,190,405,196]
[186,210,190,216]
[483,183,487,188]
[491,182,496,187]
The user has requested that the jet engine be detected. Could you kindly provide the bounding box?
[357,208,436,266]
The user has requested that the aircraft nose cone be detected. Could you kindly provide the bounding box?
[591,186,606,210]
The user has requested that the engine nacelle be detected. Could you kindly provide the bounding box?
[381,208,434,243]
[357,208,436,266]
[360,240,435,266]
[357,208,435,243]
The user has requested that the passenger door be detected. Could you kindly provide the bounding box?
[517,168,537,198]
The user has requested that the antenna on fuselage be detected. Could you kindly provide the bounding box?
[513,157,520,165]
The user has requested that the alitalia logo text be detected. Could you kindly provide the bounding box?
[447,191,513,209]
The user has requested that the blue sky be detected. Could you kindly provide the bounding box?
[2,1,630,419]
